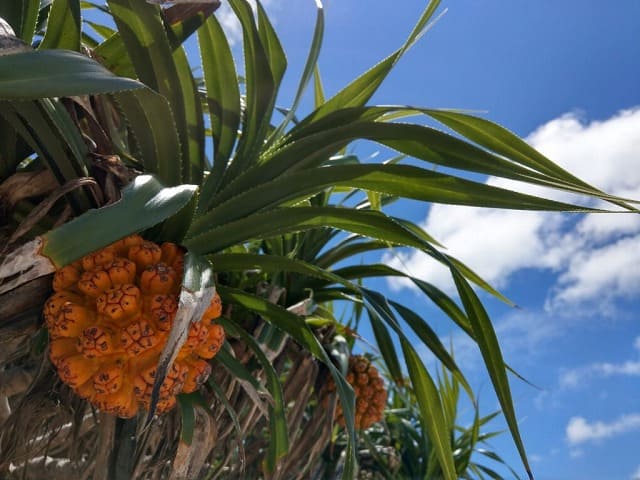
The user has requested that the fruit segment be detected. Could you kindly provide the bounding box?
[45,235,224,418]
[325,355,388,430]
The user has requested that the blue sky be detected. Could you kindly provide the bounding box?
[218,1,640,478]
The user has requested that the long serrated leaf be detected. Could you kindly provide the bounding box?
[304,0,441,123]
[267,0,323,144]
[80,1,111,14]
[42,175,196,266]
[2,100,92,213]
[315,239,388,269]
[189,163,601,238]
[450,269,533,480]
[331,258,510,315]
[92,2,216,78]
[411,278,473,337]
[197,15,240,201]
[209,253,359,295]
[177,394,196,445]
[112,89,182,185]
[475,464,507,480]
[217,286,356,479]
[295,118,605,193]
[390,300,473,399]
[192,164,597,249]
[357,269,526,414]
[219,317,288,471]
[108,0,197,184]
[212,107,396,203]
[358,286,469,410]
[171,45,205,183]
[185,206,438,255]
[214,111,617,206]
[83,19,117,40]
[209,253,475,375]
[262,105,637,212]
[476,449,524,480]
[107,0,173,93]
[38,98,89,171]
[425,109,639,210]
[454,405,480,474]
[215,346,266,397]
[368,308,403,383]
[402,339,457,480]
[216,0,275,188]
[92,33,136,79]
[256,1,286,91]
[0,50,143,99]
[206,378,245,476]
[39,0,81,51]
[446,255,514,306]
[313,65,325,108]
[0,0,39,43]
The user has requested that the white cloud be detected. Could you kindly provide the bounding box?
[559,337,640,388]
[634,336,640,352]
[631,464,640,480]
[559,370,581,389]
[385,108,640,315]
[547,234,640,312]
[216,7,242,45]
[527,110,640,195]
[216,0,280,45]
[560,360,640,388]
[569,448,584,459]
[529,453,543,463]
[566,413,640,445]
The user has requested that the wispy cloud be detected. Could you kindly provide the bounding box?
[529,453,543,463]
[566,413,640,445]
[216,0,281,45]
[560,361,640,388]
[559,337,640,388]
[385,108,640,315]
[631,464,640,480]
[216,6,242,45]
[569,448,583,459]
[547,234,640,313]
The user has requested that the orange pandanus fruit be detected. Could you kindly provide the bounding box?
[44,235,224,418]
[326,355,387,430]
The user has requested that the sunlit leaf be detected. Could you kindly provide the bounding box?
[39,0,81,51]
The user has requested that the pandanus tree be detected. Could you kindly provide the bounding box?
[0,0,637,478]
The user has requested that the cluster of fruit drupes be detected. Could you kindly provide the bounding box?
[44,235,224,418]
[326,355,387,430]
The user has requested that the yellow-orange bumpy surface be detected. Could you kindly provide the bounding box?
[45,235,224,418]
[326,355,387,430]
